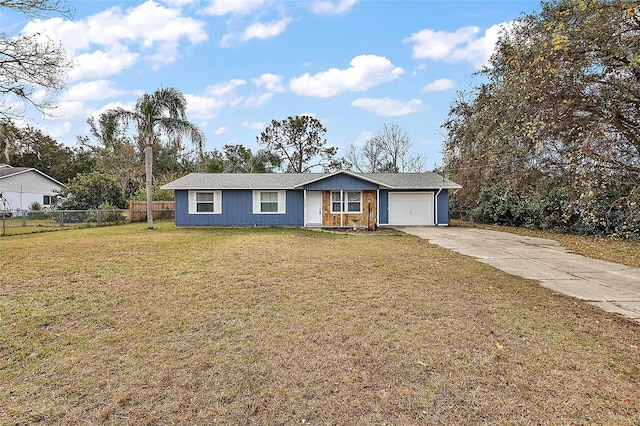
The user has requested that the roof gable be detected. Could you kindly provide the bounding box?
[298,171,383,191]
[0,167,65,186]
[294,170,389,189]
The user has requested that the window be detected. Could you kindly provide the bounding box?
[331,192,342,212]
[196,192,214,212]
[188,191,221,214]
[253,190,286,214]
[43,195,56,206]
[347,191,361,212]
[260,191,278,212]
[331,191,362,213]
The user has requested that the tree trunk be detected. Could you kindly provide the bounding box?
[145,144,153,229]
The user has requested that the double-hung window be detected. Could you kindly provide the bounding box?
[253,190,286,214]
[188,191,222,214]
[331,192,342,212]
[330,191,362,213]
[260,191,278,212]
[346,191,361,212]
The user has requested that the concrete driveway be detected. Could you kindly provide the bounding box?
[397,226,640,324]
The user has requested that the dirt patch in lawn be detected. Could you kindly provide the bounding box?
[1,223,638,425]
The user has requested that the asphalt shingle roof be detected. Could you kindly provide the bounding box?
[0,166,32,179]
[161,171,461,190]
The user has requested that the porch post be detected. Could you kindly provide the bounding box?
[376,189,380,227]
[340,189,344,227]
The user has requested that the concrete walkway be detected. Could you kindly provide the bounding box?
[397,226,640,324]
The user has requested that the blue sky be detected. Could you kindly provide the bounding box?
[6,0,541,169]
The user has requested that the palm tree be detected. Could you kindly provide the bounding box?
[102,87,205,229]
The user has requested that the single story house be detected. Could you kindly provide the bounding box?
[161,170,461,228]
[0,164,64,212]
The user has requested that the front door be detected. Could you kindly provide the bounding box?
[306,191,322,226]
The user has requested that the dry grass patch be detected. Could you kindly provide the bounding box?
[1,223,639,425]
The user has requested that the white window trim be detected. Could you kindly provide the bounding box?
[188,190,222,214]
[330,191,342,214]
[43,195,55,206]
[253,190,286,214]
[330,191,362,214]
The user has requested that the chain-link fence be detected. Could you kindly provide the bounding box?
[0,208,175,236]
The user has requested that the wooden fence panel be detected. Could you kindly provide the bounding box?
[129,201,175,221]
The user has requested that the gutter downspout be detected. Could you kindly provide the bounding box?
[435,188,442,226]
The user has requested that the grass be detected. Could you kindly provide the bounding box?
[1,223,639,425]
[452,220,640,268]
[0,216,128,237]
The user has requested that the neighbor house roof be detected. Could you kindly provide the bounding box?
[161,170,461,190]
[0,165,64,186]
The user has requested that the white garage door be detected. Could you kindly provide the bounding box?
[388,192,434,225]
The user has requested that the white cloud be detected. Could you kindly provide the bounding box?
[310,0,358,15]
[22,1,208,79]
[69,46,140,81]
[183,79,249,120]
[354,130,375,146]
[290,55,404,98]
[184,94,227,120]
[351,97,422,116]
[245,93,274,107]
[213,126,229,135]
[223,17,291,45]
[205,79,247,97]
[403,22,512,69]
[160,0,197,6]
[50,102,86,120]
[403,26,479,60]
[252,73,285,92]
[38,120,74,139]
[421,78,455,92]
[64,80,130,102]
[242,121,264,130]
[86,101,136,124]
[203,0,264,15]
[452,22,513,68]
[412,63,427,76]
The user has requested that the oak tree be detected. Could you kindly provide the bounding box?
[442,0,640,238]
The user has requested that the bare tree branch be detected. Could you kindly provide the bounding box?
[0,0,73,18]
[0,0,72,120]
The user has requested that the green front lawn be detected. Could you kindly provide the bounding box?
[1,223,638,424]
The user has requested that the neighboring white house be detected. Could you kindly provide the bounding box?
[0,164,64,211]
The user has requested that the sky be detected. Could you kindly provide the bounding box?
[4,0,542,170]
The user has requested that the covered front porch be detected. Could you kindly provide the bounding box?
[304,190,378,228]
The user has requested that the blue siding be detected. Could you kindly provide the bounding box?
[378,190,389,224]
[174,189,304,227]
[436,190,449,225]
[305,174,379,191]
